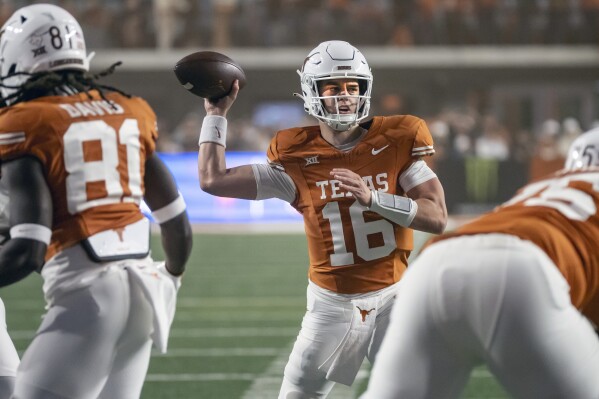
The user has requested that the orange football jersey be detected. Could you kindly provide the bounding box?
[0,90,158,260]
[268,115,435,294]
[430,169,599,324]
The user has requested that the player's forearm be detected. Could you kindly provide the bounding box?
[159,213,193,276]
[198,142,228,193]
[198,139,259,199]
[197,113,235,196]
[409,198,447,234]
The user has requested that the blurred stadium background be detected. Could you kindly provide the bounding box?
[3,0,599,398]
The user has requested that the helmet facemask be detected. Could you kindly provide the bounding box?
[296,41,373,132]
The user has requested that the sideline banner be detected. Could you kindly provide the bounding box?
[153,152,302,224]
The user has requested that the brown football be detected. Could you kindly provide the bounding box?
[173,51,246,100]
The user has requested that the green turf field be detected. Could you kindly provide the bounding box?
[1,233,510,398]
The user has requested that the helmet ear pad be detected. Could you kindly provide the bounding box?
[296,41,373,131]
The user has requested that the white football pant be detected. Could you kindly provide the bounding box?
[361,234,599,399]
[0,297,19,399]
[12,245,155,399]
[279,281,398,399]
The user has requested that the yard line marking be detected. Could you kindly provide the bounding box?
[2,296,306,311]
[177,297,305,307]
[240,343,370,399]
[146,373,259,382]
[174,311,302,322]
[152,347,281,357]
[170,326,298,338]
[240,344,291,399]
[9,326,299,341]
[5,297,305,309]
[14,347,284,360]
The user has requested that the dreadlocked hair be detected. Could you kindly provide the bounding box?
[0,62,129,108]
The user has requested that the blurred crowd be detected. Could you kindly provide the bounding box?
[3,0,599,49]
[156,91,588,182]
[1,0,594,181]
[424,110,587,179]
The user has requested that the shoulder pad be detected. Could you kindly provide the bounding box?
[268,125,320,160]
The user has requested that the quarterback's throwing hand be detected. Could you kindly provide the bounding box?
[331,168,371,207]
[204,80,240,117]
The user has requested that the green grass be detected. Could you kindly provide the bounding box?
[1,233,509,398]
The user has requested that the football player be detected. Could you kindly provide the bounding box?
[360,128,599,399]
[0,4,192,399]
[197,40,447,398]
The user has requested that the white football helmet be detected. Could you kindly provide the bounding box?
[296,40,372,131]
[564,127,599,170]
[0,4,91,104]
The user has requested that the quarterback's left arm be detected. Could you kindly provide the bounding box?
[332,161,447,235]
[0,157,52,287]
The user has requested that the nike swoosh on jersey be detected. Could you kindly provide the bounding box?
[371,145,390,155]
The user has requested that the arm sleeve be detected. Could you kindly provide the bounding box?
[251,163,297,203]
[398,160,437,192]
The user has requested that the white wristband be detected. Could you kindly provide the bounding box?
[10,223,52,244]
[152,195,186,224]
[369,191,418,228]
[199,115,227,148]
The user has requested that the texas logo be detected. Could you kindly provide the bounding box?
[357,306,375,322]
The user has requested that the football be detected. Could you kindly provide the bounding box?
[173,51,246,100]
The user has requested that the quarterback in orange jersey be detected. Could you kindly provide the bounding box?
[197,40,447,398]
[0,4,192,399]
[361,128,599,399]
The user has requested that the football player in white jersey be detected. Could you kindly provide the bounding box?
[197,40,447,398]
[360,128,599,399]
[0,4,192,398]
